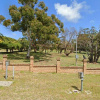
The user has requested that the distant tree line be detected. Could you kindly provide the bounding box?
[77,27,100,63]
[0,33,28,52]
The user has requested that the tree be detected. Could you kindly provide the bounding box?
[1,0,64,58]
[0,33,3,43]
[18,37,28,51]
[77,27,100,63]
[94,31,100,62]
[0,35,21,52]
[77,34,90,52]
[88,27,98,63]
[59,27,77,56]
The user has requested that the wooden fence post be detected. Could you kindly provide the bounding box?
[3,55,7,70]
[56,58,60,73]
[83,59,87,75]
[30,56,34,72]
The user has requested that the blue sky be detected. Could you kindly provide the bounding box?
[0,0,100,39]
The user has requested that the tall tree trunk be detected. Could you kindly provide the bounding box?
[33,43,37,53]
[94,45,97,62]
[89,39,94,63]
[27,46,31,58]
[79,50,81,53]
[60,49,62,54]
[27,40,31,58]
[6,48,8,52]
[10,49,11,52]
[12,48,13,53]
[45,48,46,54]
[96,55,99,62]
[27,30,31,58]
[96,50,100,62]
[57,46,60,54]
[20,48,23,52]
[58,49,59,54]
[34,47,36,53]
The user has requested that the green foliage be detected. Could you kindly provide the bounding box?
[0,33,3,43]
[18,0,38,6]
[77,34,90,51]
[0,15,5,23]
[3,19,11,27]
[0,35,21,50]
[6,0,64,40]
[38,1,48,11]
[19,5,35,20]
[11,22,21,31]
[9,5,21,23]
[78,27,100,63]
[38,1,45,9]
[18,38,28,50]
[1,0,64,56]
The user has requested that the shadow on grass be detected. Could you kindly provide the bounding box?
[2,51,52,63]
[97,61,100,64]
[61,53,74,58]
[71,86,80,91]
[74,51,87,54]
[33,52,52,62]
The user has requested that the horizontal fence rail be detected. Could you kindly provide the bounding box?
[61,67,83,69]
[34,66,56,67]
[0,55,100,74]
[10,64,30,66]
[87,68,100,70]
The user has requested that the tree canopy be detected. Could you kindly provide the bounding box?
[0,34,22,52]
[0,0,64,58]
[77,27,100,63]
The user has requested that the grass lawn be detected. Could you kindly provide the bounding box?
[0,49,100,68]
[0,70,100,100]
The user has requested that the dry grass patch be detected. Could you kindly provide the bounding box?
[0,49,100,68]
[0,70,100,100]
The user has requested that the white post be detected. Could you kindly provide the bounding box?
[13,66,14,79]
[5,64,8,79]
[76,35,78,66]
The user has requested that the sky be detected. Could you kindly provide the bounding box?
[0,0,100,40]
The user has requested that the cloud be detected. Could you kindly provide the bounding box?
[54,1,94,23]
